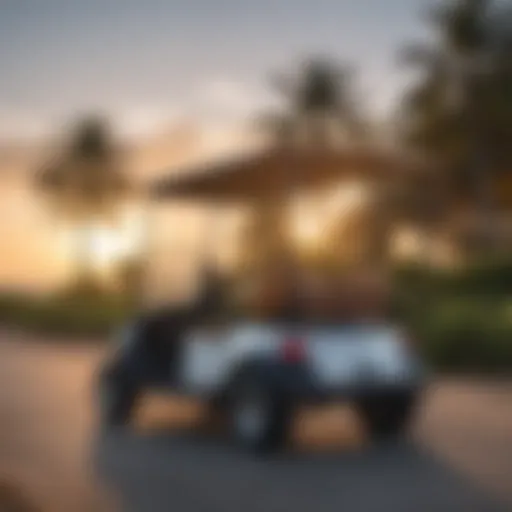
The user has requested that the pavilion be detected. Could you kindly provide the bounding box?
[146,140,441,312]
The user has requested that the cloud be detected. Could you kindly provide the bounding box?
[114,105,184,140]
[0,77,278,143]
[0,108,51,141]
[187,78,278,124]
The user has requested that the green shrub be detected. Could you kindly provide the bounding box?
[409,297,512,373]
[393,257,512,298]
[392,258,512,373]
[0,291,133,339]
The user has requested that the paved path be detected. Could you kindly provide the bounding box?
[0,333,510,511]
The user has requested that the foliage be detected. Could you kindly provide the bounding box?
[393,258,512,373]
[400,0,512,205]
[35,116,133,288]
[0,291,134,339]
[413,297,512,373]
[37,117,131,222]
[393,257,512,297]
[262,56,366,143]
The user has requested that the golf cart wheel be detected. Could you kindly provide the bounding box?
[228,376,291,454]
[201,401,228,434]
[98,373,138,427]
[358,393,416,440]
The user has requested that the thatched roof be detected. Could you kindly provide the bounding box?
[150,145,428,203]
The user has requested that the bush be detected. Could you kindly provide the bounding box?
[406,297,512,373]
[393,259,512,373]
[0,292,133,339]
[393,257,512,298]
[449,258,512,295]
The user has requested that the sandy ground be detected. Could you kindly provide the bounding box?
[0,330,510,511]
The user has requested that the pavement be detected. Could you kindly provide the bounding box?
[0,331,510,512]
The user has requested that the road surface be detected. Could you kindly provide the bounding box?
[0,332,510,512]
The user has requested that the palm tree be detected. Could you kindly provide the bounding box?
[250,57,376,285]
[36,116,132,291]
[400,0,512,250]
[262,56,366,146]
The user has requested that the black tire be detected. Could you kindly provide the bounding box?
[200,401,228,435]
[98,372,138,428]
[357,393,416,440]
[228,375,291,454]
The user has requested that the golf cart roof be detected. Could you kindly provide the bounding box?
[150,144,427,203]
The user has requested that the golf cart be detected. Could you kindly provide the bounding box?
[97,145,428,453]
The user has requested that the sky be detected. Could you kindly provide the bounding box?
[0,0,438,295]
[0,0,431,140]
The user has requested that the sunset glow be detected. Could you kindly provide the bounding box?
[290,183,370,250]
[57,207,145,277]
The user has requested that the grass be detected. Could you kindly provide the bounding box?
[0,292,134,339]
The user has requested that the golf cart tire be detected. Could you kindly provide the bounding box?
[357,392,416,440]
[99,373,138,428]
[228,374,292,454]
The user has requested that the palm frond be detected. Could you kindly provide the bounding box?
[35,116,132,221]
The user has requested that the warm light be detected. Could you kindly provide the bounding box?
[326,182,369,216]
[292,212,325,247]
[391,227,425,259]
[59,207,145,276]
[88,227,128,270]
[287,193,320,249]
[289,182,369,249]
